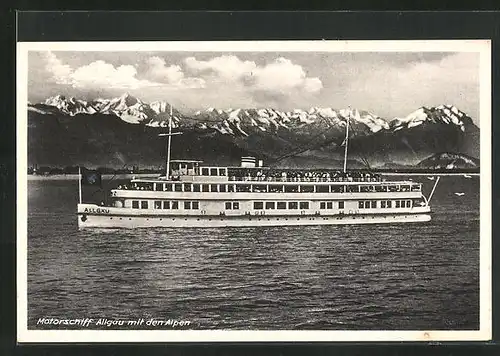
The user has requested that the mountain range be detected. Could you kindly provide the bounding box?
[27,93,480,170]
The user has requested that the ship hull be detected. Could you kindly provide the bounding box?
[77,204,431,229]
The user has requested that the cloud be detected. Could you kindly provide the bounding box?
[250,57,323,93]
[145,56,185,82]
[70,60,157,89]
[144,56,205,89]
[185,55,322,94]
[40,51,72,84]
[39,51,158,90]
[185,55,257,79]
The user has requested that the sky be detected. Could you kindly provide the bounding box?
[28,50,480,124]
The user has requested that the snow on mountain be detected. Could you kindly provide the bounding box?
[31,95,477,153]
[44,95,98,116]
[390,105,470,133]
[35,94,394,135]
[227,108,241,122]
[417,152,479,169]
[354,110,390,133]
[97,93,156,123]
[150,101,170,114]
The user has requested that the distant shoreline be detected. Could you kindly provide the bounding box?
[27,173,159,181]
[27,171,480,180]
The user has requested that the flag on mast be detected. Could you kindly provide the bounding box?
[80,168,102,187]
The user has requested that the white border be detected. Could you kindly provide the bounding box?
[16,40,492,343]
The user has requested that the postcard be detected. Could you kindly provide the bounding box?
[17,39,492,342]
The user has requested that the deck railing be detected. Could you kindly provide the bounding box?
[228,176,383,183]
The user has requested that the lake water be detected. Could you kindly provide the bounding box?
[26,175,480,330]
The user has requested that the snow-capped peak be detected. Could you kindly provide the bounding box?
[150,101,171,114]
[391,105,469,132]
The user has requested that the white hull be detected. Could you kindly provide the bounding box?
[77,207,431,229]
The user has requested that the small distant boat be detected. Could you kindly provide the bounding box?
[463,174,472,179]
[454,192,465,196]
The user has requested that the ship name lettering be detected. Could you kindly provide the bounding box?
[84,207,110,214]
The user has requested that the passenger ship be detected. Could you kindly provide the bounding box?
[77,106,439,229]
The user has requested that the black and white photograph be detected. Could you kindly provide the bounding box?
[16,40,491,342]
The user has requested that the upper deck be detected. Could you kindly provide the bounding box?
[114,158,422,195]
[159,158,387,184]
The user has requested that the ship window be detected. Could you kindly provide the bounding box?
[154,201,162,209]
[327,202,333,209]
[192,202,199,210]
[359,201,364,209]
[401,185,410,192]
[202,185,209,192]
[232,202,239,210]
[210,184,218,192]
[317,185,329,193]
[265,202,275,210]
[375,185,386,192]
[163,201,170,209]
[165,184,173,192]
[210,168,218,176]
[381,201,386,208]
[277,202,287,209]
[269,185,283,193]
[299,202,309,210]
[132,200,139,209]
[193,184,200,192]
[171,201,179,209]
[339,201,345,209]
[219,168,226,176]
[141,201,148,209]
[285,185,299,193]
[360,185,371,192]
[254,202,264,210]
[227,185,235,192]
[184,201,191,209]
[320,202,326,209]
[174,184,182,192]
[347,185,360,193]
[395,201,401,208]
[411,184,421,191]
[289,202,298,209]
[184,184,192,192]
[387,200,392,208]
[302,185,315,193]
[371,200,377,208]
[388,185,398,192]
[407,200,412,208]
[236,184,251,192]
[225,202,232,210]
[219,184,226,192]
[253,184,267,192]
[331,185,343,193]
[201,168,209,176]
[155,183,163,191]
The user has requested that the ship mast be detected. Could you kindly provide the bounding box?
[159,103,182,178]
[166,104,173,177]
[343,107,350,173]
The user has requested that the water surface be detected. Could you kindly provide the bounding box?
[27,175,480,330]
